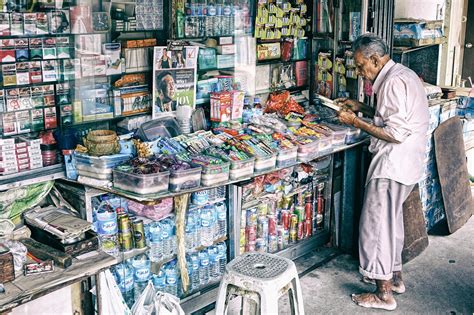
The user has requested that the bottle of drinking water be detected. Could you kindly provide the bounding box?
[132,254,151,301]
[113,262,135,308]
[168,219,177,256]
[198,250,210,285]
[193,209,201,247]
[208,246,220,279]
[215,202,227,238]
[185,210,197,250]
[152,268,167,292]
[216,186,226,199]
[217,242,227,276]
[190,252,200,291]
[148,222,163,262]
[165,260,178,297]
[200,206,214,246]
[161,219,172,258]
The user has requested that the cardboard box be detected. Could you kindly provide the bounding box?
[217,45,236,55]
[217,54,234,69]
[210,91,232,122]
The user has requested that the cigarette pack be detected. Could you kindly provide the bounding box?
[10,13,24,36]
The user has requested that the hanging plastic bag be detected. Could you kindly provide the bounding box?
[96,270,131,315]
[131,281,184,315]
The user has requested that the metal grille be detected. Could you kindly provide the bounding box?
[229,253,290,279]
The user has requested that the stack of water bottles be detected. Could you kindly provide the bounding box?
[145,217,177,263]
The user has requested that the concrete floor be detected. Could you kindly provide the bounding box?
[215,216,474,314]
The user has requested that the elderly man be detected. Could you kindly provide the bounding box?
[337,33,429,310]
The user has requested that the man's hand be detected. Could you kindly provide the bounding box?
[335,98,363,112]
[338,109,357,126]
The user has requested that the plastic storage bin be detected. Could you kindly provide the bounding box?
[318,134,333,153]
[254,153,276,173]
[276,147,298,167]
[201,162,230,186]
[169,165,202,192]
[321,123,349,147]
[74,152,131,168]
[76,164,113,180]
[297,138,320,162]
[229,157,255,180]
[113,169,170,195]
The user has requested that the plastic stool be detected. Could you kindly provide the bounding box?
[215,252,305,315]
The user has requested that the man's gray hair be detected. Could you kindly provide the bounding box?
[353,33,389,58]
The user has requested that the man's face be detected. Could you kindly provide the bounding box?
[162,75,175,101]
[354,50,380,83]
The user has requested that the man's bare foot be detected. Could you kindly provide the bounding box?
[352,279,397,311]
[361,273,406,294]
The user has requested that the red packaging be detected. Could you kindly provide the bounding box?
[297,222,304,240]
[305,203,312,220]
[210,91,232,122]
[267,215,277,236]
[304,219,312,238]
[281,210,290,230]
[245,226,257,243]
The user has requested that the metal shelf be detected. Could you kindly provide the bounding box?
[0,164,65,191]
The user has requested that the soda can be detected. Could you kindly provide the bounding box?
[246,208,258,227]
[120,231,133,251]
[267,215,277,235]
[281,210,290,230]
[282,229,289,247]
[257,215,268,239]
[305,203,312,220]
[290,214,298,230]
[246,240,256,252]
[245,226,257,243]
[297,222,304,240]
[277,228,284,250]
[289,229,297,243]
[281,196,292,210]
[304,219,312,238]
[118,215,131,233]
[255,238,266,252]
[268,235,278,253]
[132,219,146,249]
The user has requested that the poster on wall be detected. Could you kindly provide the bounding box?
[152,46,198,119]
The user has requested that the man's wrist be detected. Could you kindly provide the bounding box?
[352,116,358,127]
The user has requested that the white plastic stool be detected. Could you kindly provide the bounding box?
[215,252,305,315]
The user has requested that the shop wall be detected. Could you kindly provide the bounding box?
[395,0,445,20]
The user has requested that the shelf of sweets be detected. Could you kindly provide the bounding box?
[0,164,64,191]
[256,58,310,66]
[63,139,368,203]
[255,84,309,95]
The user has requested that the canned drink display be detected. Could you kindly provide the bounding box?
[120,231,133,251]
[290,214,298,230]
[289,229,297,243]
[294,206,304,222]
[257,215,268,239]
[305,202,312,220]
[267,215,277,235]
[304,219,312,238]
[245,226,257,243]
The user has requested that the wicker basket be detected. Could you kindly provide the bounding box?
[0,250,15,283]
[84,130,120,156]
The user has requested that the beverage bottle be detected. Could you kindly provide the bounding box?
[242,97,253,124]
[148,222,163,262]
[222,0,232,35]
[206,0,216,37]
[165,261,179,297]
[193,209,201,248]
[198,250,210,285]
[185,210,197,250]
[169,219,177,256]
[253,97,263,117]
[217,242,227,276]
[160,219,171,258]
[241,1,250,33]
[190,252,201,290]
[217,186,226,199]
[207,246,220,278]
[152,268,167,292]
[215,202,227,238]
[113,262,135,308]
[132,254,151,301]
[200,206,214,246]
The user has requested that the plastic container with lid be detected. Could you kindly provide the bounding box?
[317,134,333,154]
[229,157,255,180]
[297,138,320,162]
[321,123,349,147]
[276,147,298,168]
[169,165,202,192]
[74,152,131,168]
[200,161,230,186]
[254,153,276,173]
[113,169,170,195]
[77,168,113,181]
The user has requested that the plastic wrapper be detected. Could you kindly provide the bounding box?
[265,91,305,116]
[127,198,174,221]
[1,239,27,275]
[131,281,184,315]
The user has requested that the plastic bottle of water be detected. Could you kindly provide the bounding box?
[190,252,200,291]
[168,219,177,256]
[132,254,151,301]
[208,246,220,279]
[165,260,178,297]
[160,220,171,259]
[215,202,227,238]
[148,222,163,262]
[198,250,210,285]
[210,205,219,239]
[217,186,226,199]
[152,268,167,292]
[200,206,214,246]
[185,210,197,250]
[193,209,201,247]
[113,262,134,308]
[217,242,227,276]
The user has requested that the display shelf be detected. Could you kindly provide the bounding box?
[256,58,310,66]
[0,164,65,191]
[255,85,309,95]
[69,111,151,126]
[197,67,235,73]
[59,139,368,203]
[0,251,115,313]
